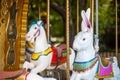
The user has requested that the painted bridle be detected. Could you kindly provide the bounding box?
[28,20,45,41]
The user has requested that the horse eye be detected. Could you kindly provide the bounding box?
[34,27,37,29]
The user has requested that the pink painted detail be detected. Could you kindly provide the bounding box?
[96,62,114,78]
[99,63,112,76]
[82,11,91,29]
[86,19,91,29]
[25,72,30,80]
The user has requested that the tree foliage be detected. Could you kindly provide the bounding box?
[28,0,120,51]
[97,0,120,52]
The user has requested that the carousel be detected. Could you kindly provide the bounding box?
[0,0,120,80]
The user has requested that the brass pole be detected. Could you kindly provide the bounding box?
[90,0,94,29]
[66,0,70,80]
[38,0,41,20]
[115,0,118,57]
[77,0,79,33]
[47,0,50,42]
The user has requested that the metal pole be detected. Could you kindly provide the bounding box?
[115,0,118,57]
[96,0,98,36]
[38,0,41,20]
[66,0,70,80]
[95,0,99,48]
[77,0,79,33]
[47,0,50,42]
[90,0,94,29]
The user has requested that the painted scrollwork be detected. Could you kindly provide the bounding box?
[0,0,29,71]
[7,1,17,67]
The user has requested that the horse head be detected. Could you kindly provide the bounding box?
[26,20,45,43]
[73,8,93,51]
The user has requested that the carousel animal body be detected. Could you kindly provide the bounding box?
[70,8,120,80]
[23,20,75,80]
[0,23,60,80]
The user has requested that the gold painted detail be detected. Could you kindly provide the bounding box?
[32,47,52,60]
[27,41,34,48]
[0,0,10,70]
[19,0,29,68]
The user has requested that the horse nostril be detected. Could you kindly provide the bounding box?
[27,36,30,38]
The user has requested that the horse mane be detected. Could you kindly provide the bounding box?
[29,20,45,30]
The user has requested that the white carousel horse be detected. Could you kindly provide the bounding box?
[70,8,120,80]
[22,20,75,80]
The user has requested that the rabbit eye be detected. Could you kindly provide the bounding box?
[83,38,85,41]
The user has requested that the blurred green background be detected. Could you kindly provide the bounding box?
[27,0,120,52]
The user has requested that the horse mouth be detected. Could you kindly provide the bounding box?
[26,37,33,42]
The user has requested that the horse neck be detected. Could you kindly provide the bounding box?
[34,29,49,53]
[75,44,95,62]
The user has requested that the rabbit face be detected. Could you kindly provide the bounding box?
[73,31,93,51]
[73,8,93,51]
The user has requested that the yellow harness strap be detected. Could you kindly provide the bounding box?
[31,47,52,60]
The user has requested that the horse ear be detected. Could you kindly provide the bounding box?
[81,8,91,32]
[37,21,42,26]
[37,20,45,29]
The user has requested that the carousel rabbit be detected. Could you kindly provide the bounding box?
[70,8,120,80]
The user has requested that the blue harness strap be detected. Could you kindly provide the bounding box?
[26,48,33,54]
[73,56,99,72]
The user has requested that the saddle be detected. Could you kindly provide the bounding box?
[101,57,113,67]
[95,57,114,78]
[51,44,67,66]
[0,69,26,79]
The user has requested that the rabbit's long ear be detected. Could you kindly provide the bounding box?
[85,8,90,21]
[81,9,92,32]
[81,8,91,32]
